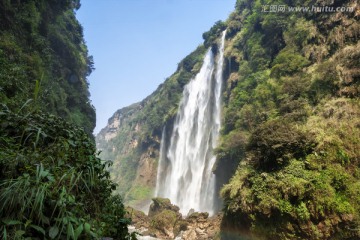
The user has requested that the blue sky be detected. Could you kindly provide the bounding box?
[76,0,236,134]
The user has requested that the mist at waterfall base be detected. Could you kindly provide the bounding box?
[155,31,226,216]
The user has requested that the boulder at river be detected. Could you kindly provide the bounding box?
[126,198,223,240]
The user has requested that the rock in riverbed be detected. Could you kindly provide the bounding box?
[126,198,222,240]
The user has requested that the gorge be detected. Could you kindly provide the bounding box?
[96,0,360,239]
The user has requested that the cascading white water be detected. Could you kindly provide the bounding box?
[155,31,226,216]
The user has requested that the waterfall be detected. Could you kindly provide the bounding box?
[155,31,226,216]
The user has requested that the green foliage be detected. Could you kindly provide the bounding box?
[245,32,271,71]
[203,20,226,48]
[283,18,317,48]
[127,186,153,206]
[0,0,95,134]
[271,47,311,78]
[110,149,141,196]
[247,119,315,170]
[178,45,206,73]
[216,130,248,163]
[150,210,177,230]
[0,106,133,239]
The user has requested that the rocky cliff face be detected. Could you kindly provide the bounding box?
[97,103,141,148]
[96,102,159,210]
